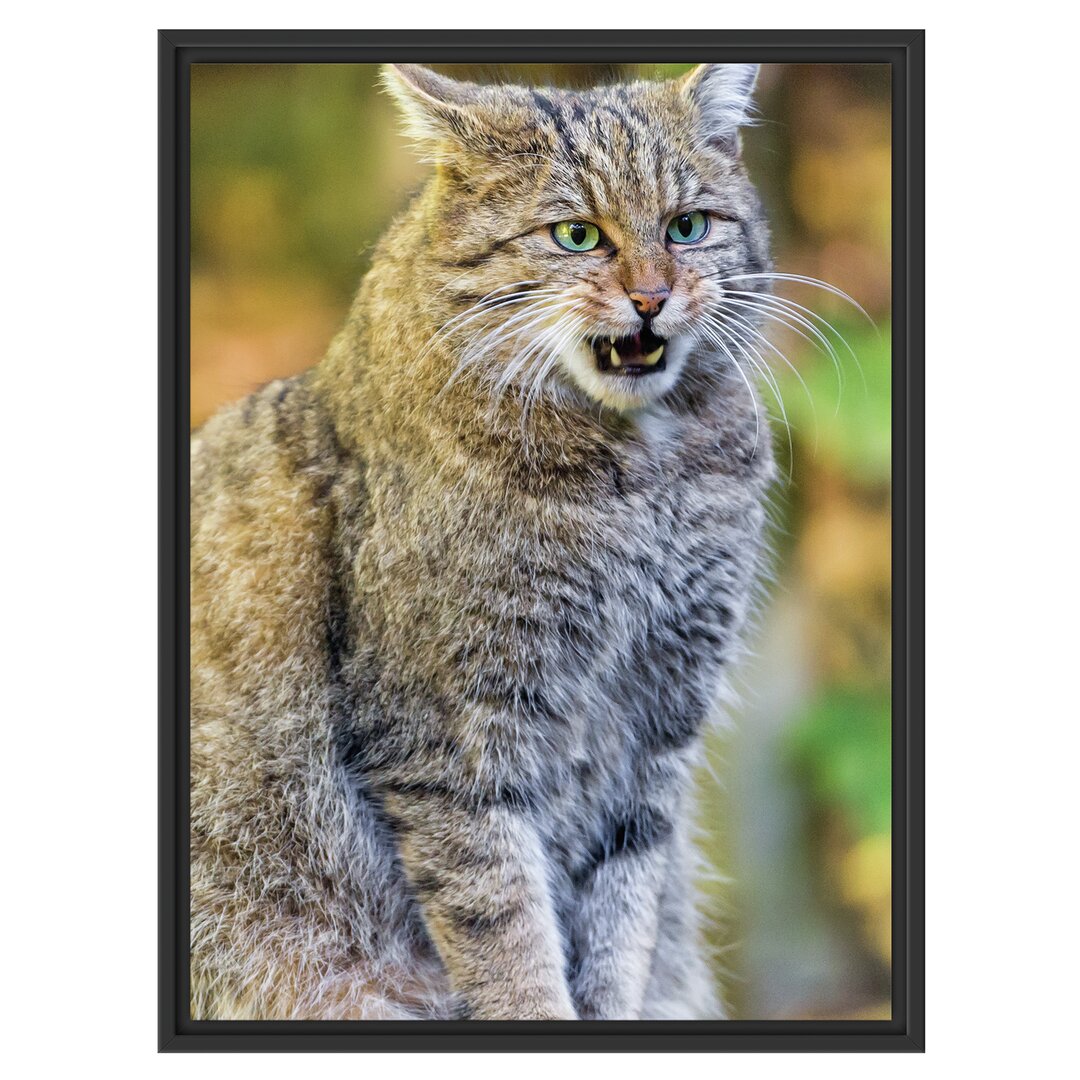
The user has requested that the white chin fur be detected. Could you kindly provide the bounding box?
[559,338,688,411]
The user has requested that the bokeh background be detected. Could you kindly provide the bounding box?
[190,62,892,1020]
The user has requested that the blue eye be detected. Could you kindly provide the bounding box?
[666,211,709,245]
[552,221,601,252]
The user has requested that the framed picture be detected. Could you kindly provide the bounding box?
[160,29,924,1052]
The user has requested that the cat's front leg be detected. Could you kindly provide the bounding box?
[568,804,673,1020]
[382,785,576,1020]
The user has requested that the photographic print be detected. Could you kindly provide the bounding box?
[160,30,923,1052]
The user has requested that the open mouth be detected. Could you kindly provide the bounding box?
[593,326,667,376]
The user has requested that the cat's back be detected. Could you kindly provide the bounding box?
[189,375,442,1020]
[190,373,356,725]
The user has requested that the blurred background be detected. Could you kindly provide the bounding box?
[190,62,892,1020]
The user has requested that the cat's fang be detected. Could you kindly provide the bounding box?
[641,346,664,367]
[610,347,622,367]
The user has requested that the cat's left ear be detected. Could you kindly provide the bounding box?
[381,64,493,159]
[679,63,760,153]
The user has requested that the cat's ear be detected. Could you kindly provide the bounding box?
[381,64,491,158]
[679,63,760,152]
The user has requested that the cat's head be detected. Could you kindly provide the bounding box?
[383,63,771,412]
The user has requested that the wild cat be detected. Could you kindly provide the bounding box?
[190,62,779,1021]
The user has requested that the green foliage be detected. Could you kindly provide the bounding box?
[774,319,892,485]
[787,686,892,838]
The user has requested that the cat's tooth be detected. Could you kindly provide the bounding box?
[610,346,622,367]
[608,335,616,344]
[642,345,665,366]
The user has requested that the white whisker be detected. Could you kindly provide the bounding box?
[721,287,864,393]
[480,301,584,390]
[702,313,791,465]
[720,271,875,327]
[708,313,789,419]
[717,292,849,409]
[722,331,794,467]
[695,317,761,455]
[421,283,564,362]
[437,297,582,399]
[522,312,584,415]
[710,301,817,426]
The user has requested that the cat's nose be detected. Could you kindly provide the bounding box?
[627,288,670,318]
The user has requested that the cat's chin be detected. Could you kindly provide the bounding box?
[559,337,689,412]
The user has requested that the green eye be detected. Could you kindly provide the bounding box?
[666,211,709,245]
[552,220,601,252]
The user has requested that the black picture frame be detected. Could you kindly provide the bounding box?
[160,28,924,1053]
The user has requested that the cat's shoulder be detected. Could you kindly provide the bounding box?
[190,373,360,677]
[189,373,363,584]
[191,373,350,515]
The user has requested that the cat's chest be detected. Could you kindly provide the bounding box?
[534,454,760,847]
[362,416,765,723]
[547,434,758,673]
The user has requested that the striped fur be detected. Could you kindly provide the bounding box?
[190,64,775,1020]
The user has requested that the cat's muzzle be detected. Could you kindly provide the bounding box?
[593,326,667,376]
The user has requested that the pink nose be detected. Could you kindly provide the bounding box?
[627,288,670,318]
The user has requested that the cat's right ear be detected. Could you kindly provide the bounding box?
[381,64,489,159]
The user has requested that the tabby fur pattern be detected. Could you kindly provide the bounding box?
[190,62,775,1020]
